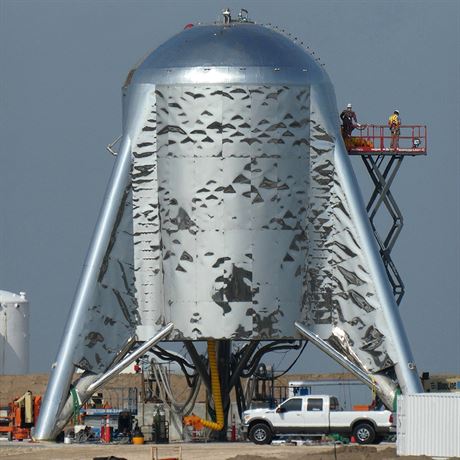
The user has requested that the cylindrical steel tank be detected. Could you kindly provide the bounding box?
[0,290,29,374]
[124,21,333,342]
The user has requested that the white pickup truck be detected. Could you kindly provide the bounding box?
[241,395,394,445]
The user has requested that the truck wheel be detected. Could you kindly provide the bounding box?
[249,423,272,445]
[353,423,375,444]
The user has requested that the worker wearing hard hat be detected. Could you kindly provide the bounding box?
[340,103,358,139]
[388,110,401,150]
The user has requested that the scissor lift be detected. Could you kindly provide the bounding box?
[347,125,427,305]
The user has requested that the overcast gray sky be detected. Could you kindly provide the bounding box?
[0,0,459,376]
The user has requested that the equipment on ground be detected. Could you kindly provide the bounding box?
[152,407,169,443]
[131,423,145,444]
[0,391,41,441]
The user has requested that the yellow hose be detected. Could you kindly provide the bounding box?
[183,340,224,431]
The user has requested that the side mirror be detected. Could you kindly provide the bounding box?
[276,406,286,413]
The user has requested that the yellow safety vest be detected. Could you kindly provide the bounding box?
[388,114,400,128]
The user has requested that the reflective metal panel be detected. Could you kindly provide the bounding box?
[131,23,327,86]
[132,84,310,341]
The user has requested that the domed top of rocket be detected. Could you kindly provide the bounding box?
[130,11,329,86]
[142,23,311,69]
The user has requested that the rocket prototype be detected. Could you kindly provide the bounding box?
[36,12,422,440]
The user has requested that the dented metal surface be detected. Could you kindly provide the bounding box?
[300,102,396,374]
[129,81,399,378]
[133,84,309,341]
[74,183,140,373]
[295,322,397,409]
[36,20,422,440]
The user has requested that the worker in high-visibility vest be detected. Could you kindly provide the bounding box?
[388,109,401,150]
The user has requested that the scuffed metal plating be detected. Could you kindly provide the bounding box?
[78,81,398,377]
[36,19,422,441]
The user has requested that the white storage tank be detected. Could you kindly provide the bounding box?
[0,290,30,375]
[397,393,460,458]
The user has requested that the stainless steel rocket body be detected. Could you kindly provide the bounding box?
[35,20,421,440]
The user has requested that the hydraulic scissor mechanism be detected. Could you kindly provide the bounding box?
[361,154,405,305]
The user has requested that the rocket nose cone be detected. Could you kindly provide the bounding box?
[139,23,315,69]
[128,22,329,87]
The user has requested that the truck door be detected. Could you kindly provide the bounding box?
[275,397,304,433]
[302,397,329,433]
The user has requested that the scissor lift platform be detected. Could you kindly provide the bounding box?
[349,147,425,155]
[347,124,427,305]
[347,124,427,156]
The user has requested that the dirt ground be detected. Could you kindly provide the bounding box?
[0,442,447,460]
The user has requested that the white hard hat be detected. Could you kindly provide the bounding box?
[394,109,399,114]
[347,103,352,108]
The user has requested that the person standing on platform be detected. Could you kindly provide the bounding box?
[388,109,401,150]
[340,103,358,139]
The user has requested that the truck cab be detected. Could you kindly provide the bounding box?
[271,395,338,433]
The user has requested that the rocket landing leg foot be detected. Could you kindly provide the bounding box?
[34,324,173,440]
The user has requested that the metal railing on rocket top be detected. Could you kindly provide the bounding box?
[346,124,428,305]
[346,124,427,155]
